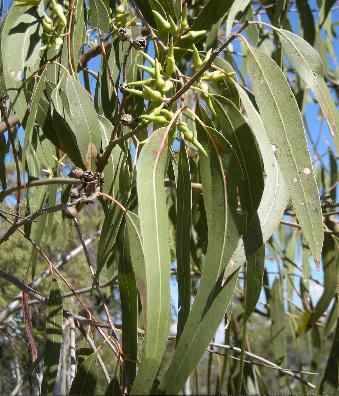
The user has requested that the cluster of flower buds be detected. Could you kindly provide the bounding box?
[152,4,206,40]
[192,44,236,114]
[40,0,67,52]
[124,44,176,106]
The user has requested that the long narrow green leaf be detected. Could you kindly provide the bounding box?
[1,5,42,121]
[118,225,138,387]
[278,29,339,151]
[125,211,147,313]
[319,319,339,394]
[89,0,110,32]
[131,128,171,394]
[270,278,286,365]
[176,142,192,341]
[213,96,264,220]
[247,47,323,263]
[22,68,47,169]
[41,278,63,395]
[243,246,265,322]
[309,233,338,328]
[159,126,243,394]
[65,75,101,170]
[99,115,125,196]
[226,0,251,37]
[224,85,289,277]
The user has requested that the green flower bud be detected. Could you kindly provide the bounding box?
[140,52,156,67]
[161,109,174,121]
[168,15,179,35]
[125,87,145,98]
[140,114,167,124]
[177,122,207,156]
[192,44,203,68]
[138,64,156,78]
[143,85,165,102]
[162,80,174,92]
[52,3,67,27]
[152,10,171,31]
[181,3,188,30]
[181,30,207,41]
[54,36,63,51]
[42,18,54,33]
[116,4,125,14]
[128,78,155,87]
[154,59,166,91]
[165,38,176,76]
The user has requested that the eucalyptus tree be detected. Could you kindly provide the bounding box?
[0,0,338,395]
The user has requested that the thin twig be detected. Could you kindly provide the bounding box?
[210,342,317,389]
[0,177,81,202]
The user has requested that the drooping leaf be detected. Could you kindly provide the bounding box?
[22,68,48,170]
[212,96,264,221]
[247,47,323,263]
[65,75,101,170]
[69,352,97,395]
[1,5,43,121]
[159,124,244,394]
[308,233,338,328]
[118,225,138,386]
[278,29,339,152]
[191,0,233,32]
[176,142,192,341]
[131,128,171,394]
[270,278,286,365]
[125,211,147,317]
[243,246,265,322]
[319,318,339,394]
[41,278,63,395]
[226,0,251,37]
[98,115,125,196]
[89,0,110,32]
[224,85,289,277]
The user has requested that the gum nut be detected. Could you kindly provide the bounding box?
[70,188,80,198]
[64,206,78,218]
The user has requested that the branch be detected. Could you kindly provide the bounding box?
[78,41,112,72]
[0,113,19,135]
[0,269,47,303]
[0,193,98,244]
[0,177,81,202]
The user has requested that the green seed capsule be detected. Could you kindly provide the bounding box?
[181,3,188,30]
[154,59,166,91]
[137,64,156,78]
[128,78,155,87]
[192,44,203,68]
[125,87,145,98]
[143,85,165,102]
[165,38,176,76]
[140,52,156,67]
[42,18,54,33]
[140,114,167,124]
[181,30,207,41]
[161,109,174,121]
[152,10,171,32]
[52,2,67,26]
[168,15,179,35]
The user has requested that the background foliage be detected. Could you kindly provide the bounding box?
[0,0,338,394]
